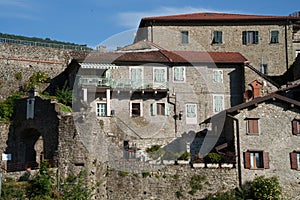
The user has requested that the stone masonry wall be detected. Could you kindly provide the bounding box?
[0,43,88,99]
[235,102,300,198]
[106,165,238,200]
[139,24,295,76]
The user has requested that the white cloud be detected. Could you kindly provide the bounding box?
[117,6,233,28]
[0,0,32,9]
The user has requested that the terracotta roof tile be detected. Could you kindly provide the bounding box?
[77,50,247,64]
[142,12,293,21]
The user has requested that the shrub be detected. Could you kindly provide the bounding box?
[178,151,190,161]
[189,175,206,195]
[55,83,73,106]
[24,71,50,91]
[204,153,222,163]
[142,172,150,178]
[146,145,164,160]
[0,92,22,122]
[248,176,282,200]
[14,72,22,81]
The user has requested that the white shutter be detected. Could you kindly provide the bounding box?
[165,103,170,116]
[151,103,157,116]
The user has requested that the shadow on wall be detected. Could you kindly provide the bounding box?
[3,97,59,172]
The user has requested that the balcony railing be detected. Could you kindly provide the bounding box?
[78,76,169,90]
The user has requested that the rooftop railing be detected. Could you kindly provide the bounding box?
[78,76,169,90]
[0,37,91,51]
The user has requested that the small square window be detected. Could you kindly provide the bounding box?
[246,118,259,135]
[213,70,223,83]
[173,67,185,82]
[213,95,224,113]
[292,119,300,135]
[244,151,269,169]
[151,102,169,116]
[181,31,189,44]
[270,30,279,44]
[131,102,141,117]
[96,103,107,117]
[242,31,259,45]
[290,151,300,170]
[212,31,223,44]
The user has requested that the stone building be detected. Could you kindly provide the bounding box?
[135,12,300,81]
[71,42,247,154]
[201,92,300,197]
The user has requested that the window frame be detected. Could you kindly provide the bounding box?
[212,31,223,44]
[270,30,279,44]
[153,67,167,83]
[173,67,186,83]
[130,101,143,117]
[242,31,259,45]
[96,102,107,117]
[290,151,300,170]
[292,119,300,135]
[186,103,197,124]
[181,31,189,44]
[129,66,144,89]
[246,118,260,135]
[213,95,224,113]
[151,102,170,116]
[244,150,269,169]
[213,69,223,83]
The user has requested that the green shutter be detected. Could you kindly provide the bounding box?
[242,31,247,45]
[254,31,259,44]
[151,103,157,116]
[165,102,170,116]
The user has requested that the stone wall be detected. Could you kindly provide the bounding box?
[137,24,295,76]
[0,43,88,99]
[105,165,238,200]
[235,102,300,198]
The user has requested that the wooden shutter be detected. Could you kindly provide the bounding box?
[164,103,170,116]
[244,152,251,169]
[290,152,298,170]
[292,120,299,135]
[242,31,247,44]
[248,119,259,135]
[263,152,270,169]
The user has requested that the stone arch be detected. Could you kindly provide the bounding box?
[21,128,43,169]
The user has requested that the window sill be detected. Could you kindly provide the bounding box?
[211,43,224,46]
[246,133,259,136]
[248,167,265,170]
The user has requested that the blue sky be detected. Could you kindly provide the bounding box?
[0,0,299,48]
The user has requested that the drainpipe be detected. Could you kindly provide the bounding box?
[150,20,154,42]
[227,114,242,188]
[168,92,177,136]
[285,20,289,72]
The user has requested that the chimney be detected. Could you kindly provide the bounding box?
[249,80,263,98]
[97,45,106,53]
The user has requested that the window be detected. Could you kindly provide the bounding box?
[292,119,300,135]
[173,67,185,82]
[130,102,142,117]
[290,151,300,170]
[153,67,166,83]
[130,67,143,89]
[213,70,223,83]
[270,30,279,44]
[181,31,189,44]
[213,95,224,113]
[244,151,269,169]
[242,31,259,45]
[96,103,107,117]
[260,64,268,75]
[151,102,169,116]
[246,118,259,135]
[26,98,35,119]
[186,104,197,124]
[212,31,223,44]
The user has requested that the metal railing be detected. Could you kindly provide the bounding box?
[0,37,91,51]
[78,76,169,89]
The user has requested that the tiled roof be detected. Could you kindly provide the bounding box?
[77,50,247,64]
[141,12,294,21]
[226,93,300,114]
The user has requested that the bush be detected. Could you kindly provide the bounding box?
[146,145,164,160]
[178,151,190,161]
[189,175,206,195]
[248,176,282,200]
[0,92,22,122]
[204,153,222,163]
[55,83,73,106]
[24,71,50,91]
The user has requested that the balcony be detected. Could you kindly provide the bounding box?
[78,76,169,90]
